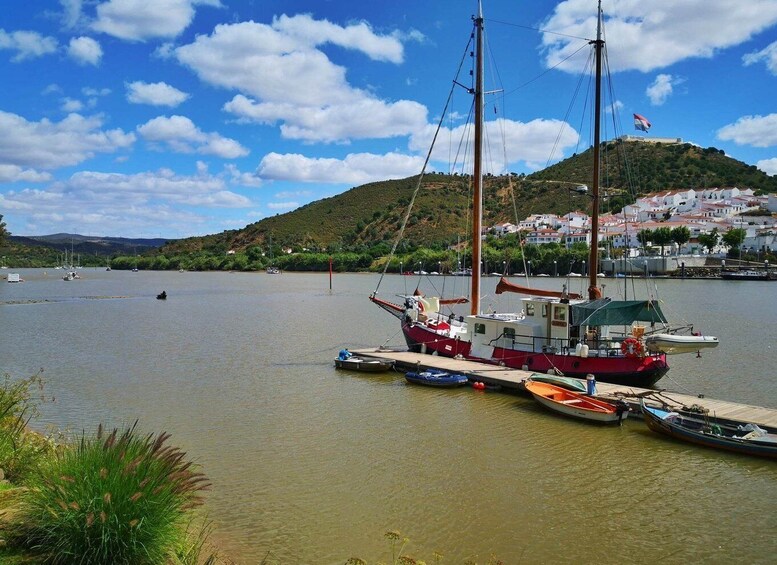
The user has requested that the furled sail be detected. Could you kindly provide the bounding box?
[495,277,582,299]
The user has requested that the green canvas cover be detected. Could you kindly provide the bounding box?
[570,298,667,327]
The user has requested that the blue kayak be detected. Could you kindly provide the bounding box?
[404,370,469,387]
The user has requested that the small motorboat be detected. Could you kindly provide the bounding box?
[156,291,167,300]
[404,370,469,387]
[641,402,777,459]
[525,373,587,393]
[643,333,719,355]
[524,380,629,424]
[720,269,772,281]
[334,357,393,372]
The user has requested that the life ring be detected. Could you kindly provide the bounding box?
[621,337,643,358]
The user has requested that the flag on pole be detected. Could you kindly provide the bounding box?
[633,113,651,132]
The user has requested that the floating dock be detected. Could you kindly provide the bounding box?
[352,348,777,430]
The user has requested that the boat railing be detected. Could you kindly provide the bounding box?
[491,331,658,358]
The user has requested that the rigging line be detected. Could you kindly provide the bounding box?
[600,41,642,204]
[486,18,591,42]
[380,328,405,349]
[453,103,476,176]
[372,28,475,296]
[547,47,594,171]
[503,42,589,98]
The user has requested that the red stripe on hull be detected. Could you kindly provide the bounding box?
[402,322,668,388]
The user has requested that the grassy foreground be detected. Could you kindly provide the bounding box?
[0,373,227,564]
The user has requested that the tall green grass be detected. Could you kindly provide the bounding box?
[0,373,54,483]
[20,422,211,564]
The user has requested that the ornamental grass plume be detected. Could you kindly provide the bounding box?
[0,373,55,483]
[19,421,211,565]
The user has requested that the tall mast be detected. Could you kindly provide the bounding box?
[471,1,484,315]
[588,0,603,300]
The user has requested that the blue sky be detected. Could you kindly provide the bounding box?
[1,0,776,239]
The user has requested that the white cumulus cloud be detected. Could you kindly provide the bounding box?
[61,0,85,29]
[137,115,248,158]
[61,98,84,112]
[757,157,777,175]
[68,36,102,65]
[92,0,223,41]
[743,41,777,75]
[126,81,190,107]
[258,152,426,184]
[175,16,421,143]
[267,201,299,210]
[224,94,427,143]
[540,0,777,73]
[0,166,248,237]
[271,13,404,64]
[223,163,262,187]
[646,74,683,105]
[0,29,57,62]
[410,118,580,173]
[717,114,777,147]
[0,164,52,183]
[0,110,135,169]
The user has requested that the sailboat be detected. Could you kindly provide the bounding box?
[266,235,280,274]
[370,1,717,387]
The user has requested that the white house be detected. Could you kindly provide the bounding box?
[768,194,777,213]
[565,231,590,248]
[490,222,518,237]
[526,229,562,245]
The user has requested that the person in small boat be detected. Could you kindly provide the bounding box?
[157,290,167,300]
[338,348,352,361]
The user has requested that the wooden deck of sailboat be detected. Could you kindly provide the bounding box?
[352,348,777,429]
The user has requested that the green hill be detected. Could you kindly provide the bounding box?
[160,141,777,255]
[3,141,775,266]
[531,140,777,195]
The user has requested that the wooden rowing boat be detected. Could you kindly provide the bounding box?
[641,401,777,459]
[524,380,628,424]
[525,373,587,393]
[334,357,393,372]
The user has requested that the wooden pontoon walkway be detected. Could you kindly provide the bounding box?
[352,348,777,430]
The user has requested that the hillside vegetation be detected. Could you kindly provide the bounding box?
[160,142,777,255]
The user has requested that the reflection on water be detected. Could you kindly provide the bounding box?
[1,270,776,563]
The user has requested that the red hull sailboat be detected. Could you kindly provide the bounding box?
[370,2,715,388]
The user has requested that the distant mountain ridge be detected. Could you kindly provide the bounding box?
[9,233,170,255]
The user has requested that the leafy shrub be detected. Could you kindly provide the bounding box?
[20,423,210,565]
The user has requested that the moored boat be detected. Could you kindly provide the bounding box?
[334,357,393,372]
[525,373,587,393]
[404,370,469,388]
[524,380,629,424]
[641,401,777,459]
[644,333,719,355]
[720,269,773,281]
[369,1,717,388]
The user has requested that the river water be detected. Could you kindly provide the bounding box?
[1,269,775,564]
